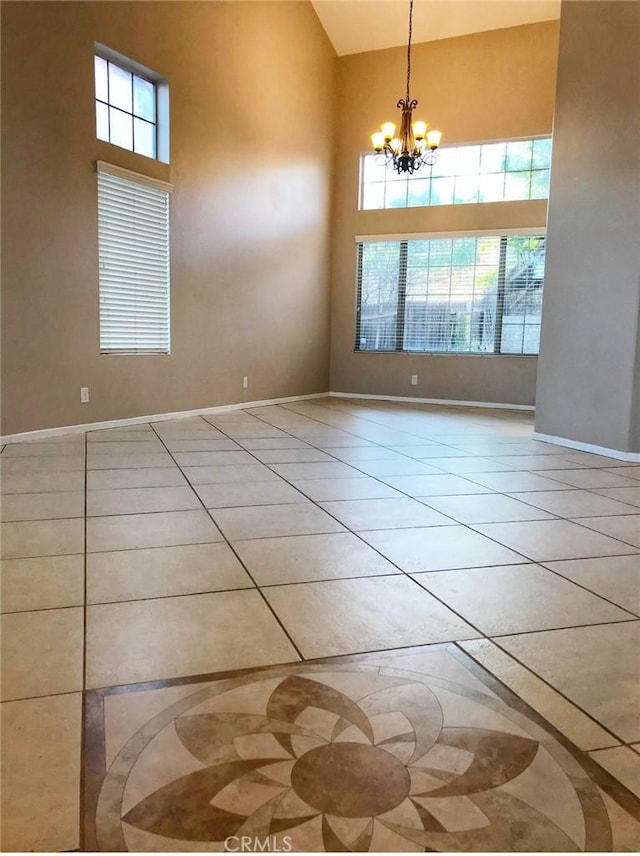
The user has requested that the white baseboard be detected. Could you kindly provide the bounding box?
[329,391,535,412]
[532,431,640,463]
[0,392,329,444]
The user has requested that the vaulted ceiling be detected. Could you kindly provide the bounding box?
[311,0,560,56]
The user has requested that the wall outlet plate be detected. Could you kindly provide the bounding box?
[80,387,90,403]
[410,375,418,385]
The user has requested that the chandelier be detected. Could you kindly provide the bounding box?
[370,0,442,174]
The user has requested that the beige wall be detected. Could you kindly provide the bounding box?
[329,21,559,406]
[1,1,335,435]
[535,1,640,453]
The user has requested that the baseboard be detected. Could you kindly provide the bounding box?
[329,391,536,413]
[0,392,329,444]
[532,431,640,463]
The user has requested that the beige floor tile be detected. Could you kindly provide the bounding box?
[252,448,335,463]
[262,576,479,658]
[233,532,401,585]
[193,480,309,508]
[319,497,455,530]
[0,490,84,522]
[575,515,640,548]
[162,439,240,452]
[315,437,377,448]
[87,441,165,457]
[488,455,587,471]
[181,464,280,484]
[507,489,640,518]
[222,425,290,439]
[87,466,187,490]
[1,607,83,700]
[87,509,222,553]
[87,485,200,516]
[0,470,84,494]
[237,438,312,450]
[458,639,616,750]
[1,555,84,613]
[379,473,491,496]
[415,563,632,635]
[498,621,640,742]
[562,452,630,468]
[1,442,83,458]
[0,455,85,474]
[389,444,468,459]
[86,589,299,687]
[422,493,555,524]
[589,746,640,797]
[270,461,366,480]
[329,447,414,463]
[153,428,233,441]
[472,519,638,561]
[291,477,403,501]
[424,456,519,474]
[360,525,527,572]
[350,459,443,477]
[594,486,640,508]
[541,556,640,615]
[542,469,640,489]
[87,542,253,603]
[210,503,345,540]
[0,692,82,851]
[606,466,640,481]
[87,452,175,470]
[0,517,84,559]
[87,428,155,442]
[463,471,576,492]
[172,450,256,467]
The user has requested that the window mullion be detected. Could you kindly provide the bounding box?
[395,241,408,351]
[493,235,508,353]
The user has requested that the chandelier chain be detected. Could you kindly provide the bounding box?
[406,0,414,103]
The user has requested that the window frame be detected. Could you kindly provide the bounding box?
[94,44,170,164]
[354,228,547,358]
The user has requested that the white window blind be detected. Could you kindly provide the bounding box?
[97,162,171,354]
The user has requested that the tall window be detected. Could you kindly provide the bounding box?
[95,55,157,158]
[360,138,552,210]
[97,163,171,354]
[356,234,546,355]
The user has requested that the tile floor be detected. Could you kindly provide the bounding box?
[1,397,639,851]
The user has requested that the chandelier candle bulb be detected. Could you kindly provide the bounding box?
[427,129,442,149]
[381,122,396,141]
[412,120,427,139]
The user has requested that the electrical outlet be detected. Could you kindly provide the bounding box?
[242,376,249,389]
[410,375,418,386]
[80,387,90,403]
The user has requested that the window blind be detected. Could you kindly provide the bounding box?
[97,163,171,354]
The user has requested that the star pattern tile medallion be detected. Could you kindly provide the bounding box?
[84,645,640,852]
